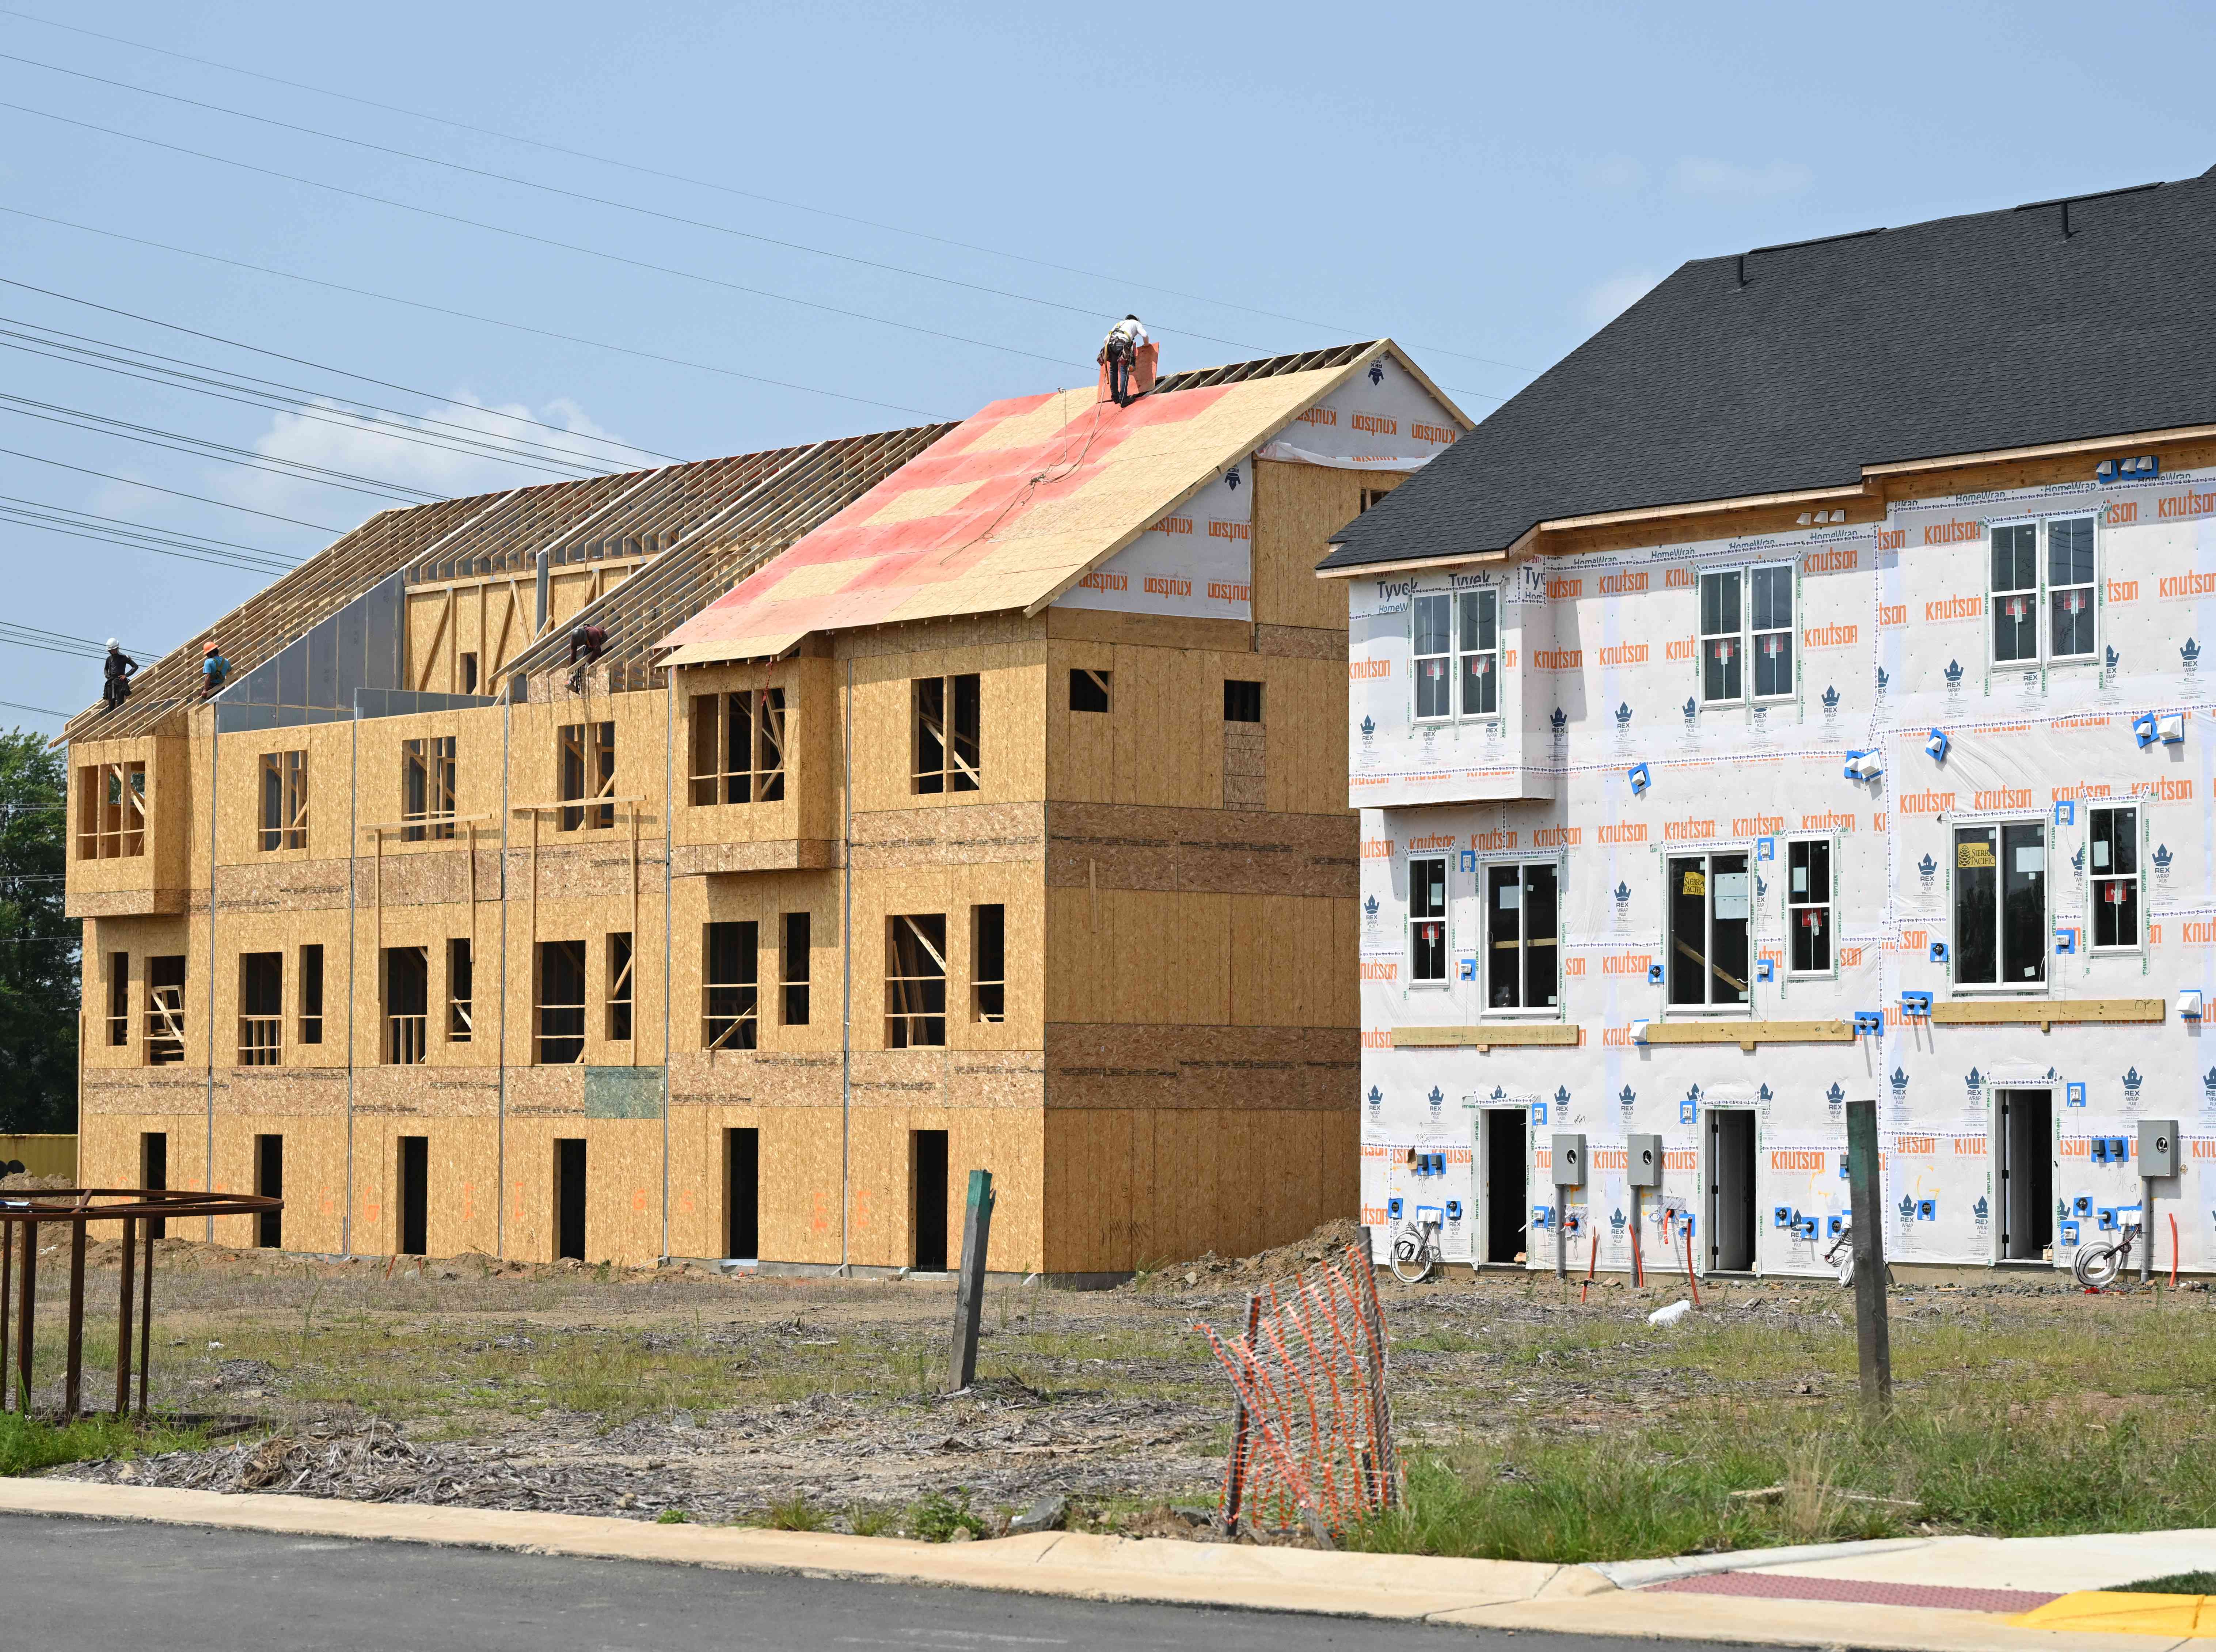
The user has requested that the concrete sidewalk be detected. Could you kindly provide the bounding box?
[0,1478,2205,1650]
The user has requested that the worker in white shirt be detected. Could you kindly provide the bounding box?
[1101,315,1149,407]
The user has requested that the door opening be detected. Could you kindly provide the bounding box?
[725,1127,760,1260]
[254,1133,283,1250]
[912,1128,949,1272]
[1999,1088,2053,1261]
[555,1138,587,1261]
[1707,1109,1756,1272]
[1483,1109,1528,1263]
[140,1131,167,1239]
[398,1135,428,1256]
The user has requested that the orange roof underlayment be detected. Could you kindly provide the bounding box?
[656,356,1383,665]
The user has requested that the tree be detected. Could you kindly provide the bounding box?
[0,729,76,1133]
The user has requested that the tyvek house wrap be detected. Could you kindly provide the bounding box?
[1352,462,2216,1277]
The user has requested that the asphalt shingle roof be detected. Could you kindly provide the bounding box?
[1320,171,2216,571]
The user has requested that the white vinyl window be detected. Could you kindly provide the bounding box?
[1699,570,1742,704]
[1409,854,1448,984]
[1483,860,1558,1011]
[1667,850,1751,1010]
[1750,564,1794,698]
[2088,805,2140,951]
[1459,588,1499,717]
[1785,838,1832,975]
[1991,516,2096,666]
[1413,594,1453,720]
[1953,820,2046,990]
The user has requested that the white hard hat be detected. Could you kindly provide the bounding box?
[106,638,118,649]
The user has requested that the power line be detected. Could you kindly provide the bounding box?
[0,5,1538,377]
[0,390,451,503]
[0,206,944,418]
[0,696,66,719]
[0,318,637,479]
[0,504,300,575]
[0,493,299,567]
[0,443,345,531]
[0,278,677,466]
[0,97,1088,371]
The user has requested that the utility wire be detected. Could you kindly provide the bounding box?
[0,508,301,574]
[0,5,1538,376]
[0,206,943,418]
[0,391,451,503]
[0,619,148,655]
[0,277,677,465]
[0,696,66,718]
[0,97,1088,371]
[0,493,299,568]
[0,443,344,531]
[0,319,636,478]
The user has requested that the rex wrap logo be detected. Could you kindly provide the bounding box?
[1681,1083,1701,1126]
[2203,1067,2216,1109]
[1224,465,1241,491]
[2123,1067,2143,1105]
[1876,665,1889,699]
[1609,1207,1627,1235]
[1427,1085,1444,1116]
[1681,696,1697,724]
[1359,715,1375,742]
[2071,844,2084,877]
[1826,1082,1845,1119]
[1757,1082,1774,1104]
[1917,853,1938,895]
[2105,644,2120,674]
[1366,1084,1382,1120]
[1890,1066,1910,1103]
[1965,1067,1983,1101]
[1619,1084,1635,1110]
[1550,706,1568,740]
[1368,362,1385,386]
[1554,1084,1572,1123]
[1363,894,1380,933]
[1821,685,1840,719]
[1612,881,1632,921]
[2185,638,2201,672]
[1614,701,1633,730]
[2154,844,2173,887]
[1943,659,1965,694]
[1973,1194,1990,1227]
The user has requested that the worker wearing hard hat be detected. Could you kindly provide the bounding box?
[100,638,137,713]
[199,641,231,700]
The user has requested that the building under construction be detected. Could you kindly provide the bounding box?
[65,341,1467,1277]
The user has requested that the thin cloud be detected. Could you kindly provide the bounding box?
[1672,157,1814,198]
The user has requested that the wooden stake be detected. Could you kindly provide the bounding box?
[946,1169,995,1393]
[1845,1097,1892,1416]
[15,1217,34,1414]
[64,1216,85,1419]
[115,1215,136,1417]
[137,1219,154,1416]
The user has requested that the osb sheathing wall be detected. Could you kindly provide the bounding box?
[1033,458,1367,1275]
[64,732,193,916]
[74,456,1369,1275]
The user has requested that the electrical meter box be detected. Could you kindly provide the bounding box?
[2138,1118,2180,1178]
[1627,1132,1663,1188]
[1550,1132,1586,1188]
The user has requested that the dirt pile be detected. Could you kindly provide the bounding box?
[1127,1218,1367,1295]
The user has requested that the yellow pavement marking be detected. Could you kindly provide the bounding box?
[2010,1591,2216,1637]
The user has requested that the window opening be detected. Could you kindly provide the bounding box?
[1698,570,1742,703]
[887,914,948,1047]
[1953,821,2045,987]
[106,952,129,1047]
[384,945,429,1064]
[607,932,634,1041]
[140,1132,167,1238]
[1409,855,1448,984]
[972,903,1006,1023]
[458,652,479,694]
[447,938,473,1042]
[2049,517,2097,660]
[1787,839,1832,974]
[1069,669,1110,713]
[145,954,185,1065]
[1223,679,1263,722]
[703,920,759,1051]
[77,760,146,859]
[2090,805,2139,949]
[259,750,307,850]
[535,939,587,1062]
[780,912,811,1026]
[912,675,981,793]
[689,690,785,805]
[1460,589,1499,716]
[402,736,457,840]
[299,943,323,1047]
[1484,861,1558,1009]
[558,721,616,831]
[238,950,283,1066]
[1668,851,1751,1007]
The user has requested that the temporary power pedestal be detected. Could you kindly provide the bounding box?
[1627,1132,1662,1278]
[1551,1133,1586,1279]
[2138,1119,2178,1284]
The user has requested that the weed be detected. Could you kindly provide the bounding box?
[0,1412,208,1477]
[654,1507,692,1525]
[908,1490,987,1542]
[765,1495,828,1532]
[2118,1572,2216,1592]
[848,1504,899,1537]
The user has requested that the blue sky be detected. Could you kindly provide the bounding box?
[1,0,2211,725]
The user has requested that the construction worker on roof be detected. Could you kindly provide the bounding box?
[199,641,230,700]
[1101,314,1148,408]
[100,638,137,713]
[568,621,608,667]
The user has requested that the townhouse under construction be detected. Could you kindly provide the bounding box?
[65,340,1467,1278]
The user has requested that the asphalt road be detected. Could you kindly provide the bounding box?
[0,1512,1780,1651]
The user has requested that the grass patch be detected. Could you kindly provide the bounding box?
[848,1504,900,1536]
[1349,1400,2216,1561]
[0,1412,208,1477]
[765,1494,828,1532]
[908,1490,987,1542]
[654,1507,692,1525]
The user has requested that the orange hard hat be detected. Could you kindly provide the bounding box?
[204,642,219,654]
